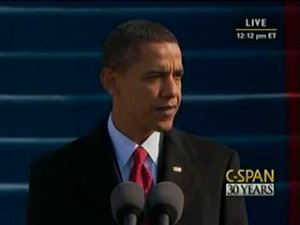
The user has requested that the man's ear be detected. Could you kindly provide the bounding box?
[100,67,120,97]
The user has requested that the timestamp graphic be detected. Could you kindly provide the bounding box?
[235,18,278,40]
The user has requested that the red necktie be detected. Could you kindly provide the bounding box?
[129,146,153,194]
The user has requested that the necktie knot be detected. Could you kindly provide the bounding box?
[134,146,148,164]
[130,146,153,194]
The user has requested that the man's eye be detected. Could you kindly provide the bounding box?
[174,73,183,78]
[147,74,161,79]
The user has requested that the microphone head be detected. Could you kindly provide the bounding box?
[147,181,184,225]
[110,181,145,225]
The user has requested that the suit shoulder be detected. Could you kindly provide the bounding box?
[30,134,90,172]
[172,128,236,159]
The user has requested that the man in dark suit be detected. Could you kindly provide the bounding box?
[27,19,248,225]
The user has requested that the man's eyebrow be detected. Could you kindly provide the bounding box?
[143,69,168,75]
[143,68,184,75]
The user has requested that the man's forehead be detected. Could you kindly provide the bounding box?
[148,64,184,71]
[135,41,181,51]
[134,42,182,61]
[122,41,182,72]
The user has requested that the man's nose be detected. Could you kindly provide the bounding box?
[161,75,180,98]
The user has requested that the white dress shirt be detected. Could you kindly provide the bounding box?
[107,113,160,183]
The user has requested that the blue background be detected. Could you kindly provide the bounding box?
[0,1,294,225]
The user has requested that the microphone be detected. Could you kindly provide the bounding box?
[147,181,184,225]
[110,181,145,225]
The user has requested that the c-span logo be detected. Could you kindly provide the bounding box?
[225,169,275,196]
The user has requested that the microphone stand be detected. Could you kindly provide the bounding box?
[158,214,169,225]
[124,213,137,225]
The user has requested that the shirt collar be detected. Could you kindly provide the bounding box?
[107,113,160,169]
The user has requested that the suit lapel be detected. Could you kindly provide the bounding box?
[158,128,198,209]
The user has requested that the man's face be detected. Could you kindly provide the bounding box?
[113,42,183,136]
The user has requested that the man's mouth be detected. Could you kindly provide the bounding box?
[155,105,177,117]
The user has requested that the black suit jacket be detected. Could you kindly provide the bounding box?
[27,121,248,225]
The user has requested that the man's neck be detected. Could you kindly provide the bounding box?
[111,113,154,145]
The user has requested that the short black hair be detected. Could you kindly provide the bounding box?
[102,19,179,72]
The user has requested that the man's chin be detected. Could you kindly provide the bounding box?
[154,121,174,132]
